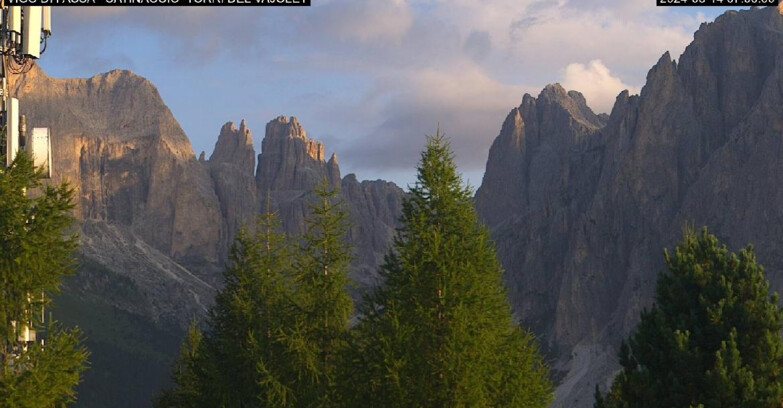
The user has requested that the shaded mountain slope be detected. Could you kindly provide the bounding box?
[476,6,783,407]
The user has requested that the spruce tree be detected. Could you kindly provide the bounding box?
[596,228,783,408]
[156,210,297,408]
[153,323,206,408]
[286,179,353,408]
[0,152,89,407]
[158,185,354,408]
[347,131,552,408]
[205,211,297,407]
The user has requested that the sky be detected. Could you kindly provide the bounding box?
[38,1,750,187]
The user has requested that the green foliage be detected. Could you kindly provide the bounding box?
[153,323,205,408]
[156,210,298,408]
[203,210,299,407]
[158,185,354,408]
[0,152,77,344]
[286,179,353,408]
[347,131,552,408]
[596,228,783,408]
[160,136,553,407]
[0,152,89,407]
[1,323,88,408]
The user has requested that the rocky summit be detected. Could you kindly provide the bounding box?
[476,6,783,408]
[9,6,783,408]
[10,66,402,407]
[255,114,402,288]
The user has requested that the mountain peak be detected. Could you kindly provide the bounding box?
[538,83,568,102]
[478,6,783,408]
[257,116,336,192]
[12,64,195,162]
[532,83,605,132]
[265,115,324,161]
[210,120,255,173]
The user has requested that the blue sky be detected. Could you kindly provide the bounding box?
[38,1,751,187]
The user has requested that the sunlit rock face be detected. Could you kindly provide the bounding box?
[12,67,403,327]
[12,64,406,408]
[13,65,223,299]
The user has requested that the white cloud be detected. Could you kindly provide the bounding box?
[561,60,640,113]
[335,63,529,175]
[420,0,697,84]
[45,0,717,186]
[307,0,413,44]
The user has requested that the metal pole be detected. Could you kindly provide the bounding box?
[1,7,7,164]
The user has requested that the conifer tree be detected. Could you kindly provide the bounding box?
[596,228,783,408]
[0,152,89,407]
[158,185,354,408]
[156,210,297,408]
[286,179,353,408]
[153,323,205,408]
[347,131,552,408]
[206,211,297,407]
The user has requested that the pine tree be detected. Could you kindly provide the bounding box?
[596,228,783,408]
[155,210,297,407]
[157,187,354,408]
[347,131,552,408]
[153,322,205,408]
[206,210,297,407]
[0,152,89,407]
[286,179,353,408]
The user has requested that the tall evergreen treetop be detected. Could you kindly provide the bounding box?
[207,209,298,407]
[349,131,552,408]
[158,184,355,408]
[596,228,783,408]
[153,322,204,408]
[288,179,353,408]
[0,153,76,342]
[155,210,297,408]
[0,152,89,407]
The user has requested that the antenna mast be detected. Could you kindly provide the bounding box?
[0,5,52,357]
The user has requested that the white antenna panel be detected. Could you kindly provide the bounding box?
[8,7,21,34]
[30,128,51,178]
[22,7,42,59]
[8,7,21,47]
[6,98,19,168]
[42,7,51,35]
[17,323,35,343]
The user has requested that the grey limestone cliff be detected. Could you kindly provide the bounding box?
[475,6,783,408]
[11,64,403,326]
[255,115,402,286]
[209,120,258,263]
[10,67,403,407]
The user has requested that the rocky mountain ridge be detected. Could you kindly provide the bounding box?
[10,6,783,408]
[10,65,402,407]
[476,6,783,407]
[12,63,402,303]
